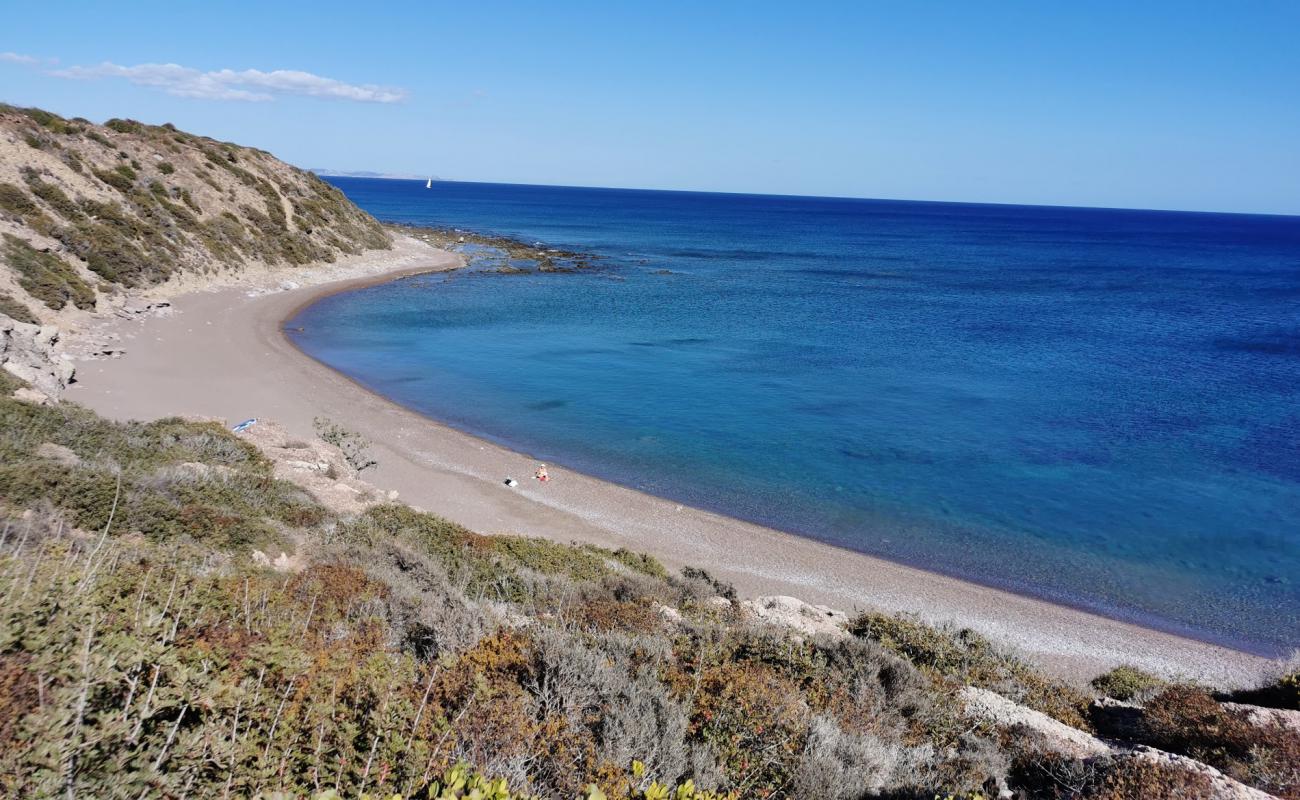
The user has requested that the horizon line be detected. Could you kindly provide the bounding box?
[308,170,1300,220]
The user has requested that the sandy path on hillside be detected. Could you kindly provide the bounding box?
[67,238,1274,686]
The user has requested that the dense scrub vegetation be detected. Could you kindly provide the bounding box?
[0,232,97,311]
[1088,666,1164,703]
[0,104,391,318]
[0,397,317,552]
[1141,686,1298,796]
[848,613,1092,730]
[0,290,39,324]
[0,390,1296,799]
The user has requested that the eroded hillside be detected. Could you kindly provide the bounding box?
[0,104,390,324]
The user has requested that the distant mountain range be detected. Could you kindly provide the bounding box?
[309,169,439,181]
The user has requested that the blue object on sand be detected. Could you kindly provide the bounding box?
[231,418,258,433]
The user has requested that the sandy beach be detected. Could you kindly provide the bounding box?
[65,235,1275,686]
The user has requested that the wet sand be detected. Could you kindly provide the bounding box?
[67,236,1275,686]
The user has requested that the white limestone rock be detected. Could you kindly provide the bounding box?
[742,595,851,641]
[960,686,1111,758]
[1,314,75,399]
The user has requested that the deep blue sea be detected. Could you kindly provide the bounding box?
[292,178,1300,655]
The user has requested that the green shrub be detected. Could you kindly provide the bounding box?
[92,165,136,192]
[45,192,182,286]
[0,544,402,796]
[15,107,71,135]
[0,461,307,550]
[849,611,1092,730]
[21,173,82,219]
[313,416,377,474]
[0,398,268,473]
[607,546,669,579]
[680,566,736,600]
[340,503,477,560]
[492,535,612,582]
[177,186,200,212]
[0,397,320,549]
[1091,665,1165,702]
[335,505,659,605]
[197,214,245,263]
[0,177,65,242]
[0,233,96,310]
[239,202,331,265]
[337,504,539,602]
[20,107,62,129]
[1139,685,1300,797]
[0,291,39,324]
[405,762,738,800]
[1282,672,1300,709]
[0,529,733,799]
[59,221,147,285]
[104,117,143,134]
[154,192,200,232]
[0,182,37,216]
[157,160,175,175]
[684,659,808,793]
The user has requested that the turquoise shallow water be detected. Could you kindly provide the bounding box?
[291,178,1300,655]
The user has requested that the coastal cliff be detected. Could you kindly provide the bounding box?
[0,104,390,395]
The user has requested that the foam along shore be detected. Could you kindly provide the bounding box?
[67,233,1274,686]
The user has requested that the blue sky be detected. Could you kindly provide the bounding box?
[2,1,1298,214]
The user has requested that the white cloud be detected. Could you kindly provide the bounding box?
[48,61,408,104]
[0,52,40,64]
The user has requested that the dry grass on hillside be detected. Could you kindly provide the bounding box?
[0,105,390,321]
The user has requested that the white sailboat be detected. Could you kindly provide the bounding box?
[426,177,432,189]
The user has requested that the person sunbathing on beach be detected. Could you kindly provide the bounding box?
[534,464,550,482]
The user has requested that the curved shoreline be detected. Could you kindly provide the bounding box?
[284,304,1274,660]
[69,236,1276,686]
